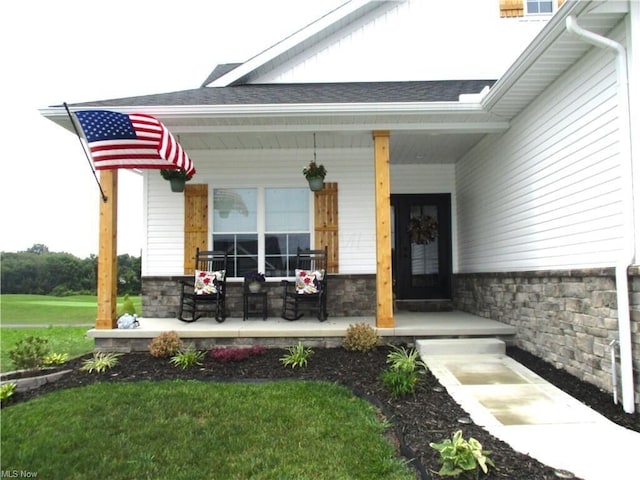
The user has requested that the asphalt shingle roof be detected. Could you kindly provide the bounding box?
[66,80,496,108]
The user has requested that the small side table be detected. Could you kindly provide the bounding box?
[243,290,268,320]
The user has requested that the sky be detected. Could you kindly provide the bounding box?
[0,0,345,258]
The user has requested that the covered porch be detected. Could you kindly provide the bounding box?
[89,310,516,352]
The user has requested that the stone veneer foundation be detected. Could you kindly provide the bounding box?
[141,274,376,320]
[454,267,640,411]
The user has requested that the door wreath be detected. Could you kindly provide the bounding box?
[408,215,439,244]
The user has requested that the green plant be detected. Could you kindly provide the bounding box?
[303,161,327,180]
[430,430,494,478]
[80,352,122,373]
[280,341,314,368]
[380,345,427,397]
[2,326,93,374]
[119,293,137,316]
[1,382,17,401]
[43,352,69,366]
[386,345,428,373]
[149,331,183,358]
[160,168,193,181]
[170,345,205,369]
[343,323,381,352]
[8,336,51,370]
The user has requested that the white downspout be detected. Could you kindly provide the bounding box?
[566,16,636,414]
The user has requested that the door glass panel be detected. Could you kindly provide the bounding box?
[409,205,439,289]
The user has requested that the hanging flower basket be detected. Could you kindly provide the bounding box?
[160,169,193,193]
[303,162,327,192]
[307,177,325,191]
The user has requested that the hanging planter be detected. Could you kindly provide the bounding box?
[160,168,193,193]
[303,133,327,191]
[307,175,325,191]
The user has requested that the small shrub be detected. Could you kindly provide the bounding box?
[430,430,494,478]
[170,345,205,369]
[119,293,137,316]
[280,342,313,369]
[210,345,266,363]
[8,336,51,370]
[43,353,69,366]
[0,382,17,402]
[342,323,381,352]
[386,345,427,372]
[380,345,427,397]
[80,352,122,373]
[149,331,183,358]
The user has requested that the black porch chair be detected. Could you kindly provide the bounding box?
[281,247,328,321]
[178,249,227,323]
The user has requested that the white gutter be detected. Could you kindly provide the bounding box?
[566,15,636,414]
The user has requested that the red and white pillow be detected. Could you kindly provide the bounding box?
[194,270,225,295]
[295,269,324,294]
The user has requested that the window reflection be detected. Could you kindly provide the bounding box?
[212,187,310,278]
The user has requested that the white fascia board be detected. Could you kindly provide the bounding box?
[40,101,508,134]
[41,101,486,120]
[208,0,389,87]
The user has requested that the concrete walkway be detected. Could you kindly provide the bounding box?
[417,339,640,480]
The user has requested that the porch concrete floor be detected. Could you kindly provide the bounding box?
[87,310,516,341]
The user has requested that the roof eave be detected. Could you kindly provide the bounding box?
[481,0,590,113]
[40,101,508,134]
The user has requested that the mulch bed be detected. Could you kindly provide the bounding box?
[3,345,638,479]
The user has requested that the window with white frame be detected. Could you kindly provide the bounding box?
[212,187,310,278]
[526,0,553,14]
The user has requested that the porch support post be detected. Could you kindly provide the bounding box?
[373,130,394,328]
[96,169,118,329]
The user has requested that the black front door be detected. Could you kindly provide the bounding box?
[392,194,452,299]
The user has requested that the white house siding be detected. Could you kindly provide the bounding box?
[143,147,376,276]
[257,0,548,83]
[391,163,458,268]
[456,25,626,273]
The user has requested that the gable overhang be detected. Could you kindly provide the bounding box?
[207,0,404,87]
[483,0,629,118]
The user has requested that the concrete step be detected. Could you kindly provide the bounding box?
[416,338,506,356]
[395,299,453,312]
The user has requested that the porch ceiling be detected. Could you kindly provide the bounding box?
[174,130,488,165]
[43,103,506,165]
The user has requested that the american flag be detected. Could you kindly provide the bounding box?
[74,110,195,176]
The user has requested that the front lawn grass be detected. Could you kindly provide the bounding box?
[1,327,93,372]
[1,381,414,480]
[0,294,142,325]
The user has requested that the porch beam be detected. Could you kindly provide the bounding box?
[373,130,394,328]
[96,170,118,329]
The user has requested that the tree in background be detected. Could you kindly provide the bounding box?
[1,245,141,296]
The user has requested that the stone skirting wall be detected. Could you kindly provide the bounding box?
[453,268,640,411]
[141,274,377,319]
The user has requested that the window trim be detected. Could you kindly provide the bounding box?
[209,186,313,280]
[524,0,555,16]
